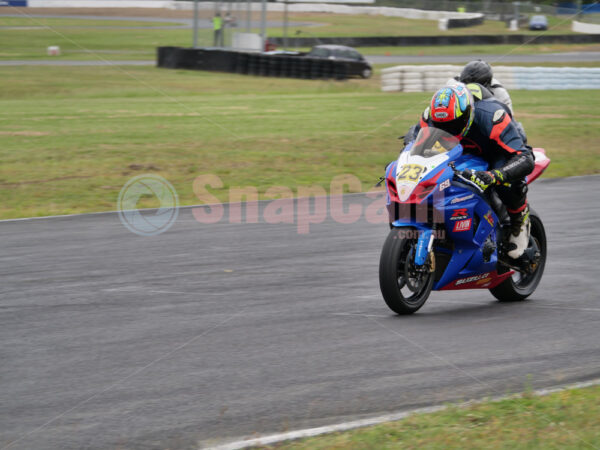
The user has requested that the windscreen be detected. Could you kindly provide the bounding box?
[410,127,460,158]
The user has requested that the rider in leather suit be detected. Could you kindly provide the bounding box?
[408,82,533,259]
[457,59,529,144]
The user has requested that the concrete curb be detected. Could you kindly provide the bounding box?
[204,377,600,450]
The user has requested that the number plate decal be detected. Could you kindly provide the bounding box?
[396,164,424,182]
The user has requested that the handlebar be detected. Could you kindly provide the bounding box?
[448,162,485,194]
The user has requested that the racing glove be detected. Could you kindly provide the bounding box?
[462,169,499,191]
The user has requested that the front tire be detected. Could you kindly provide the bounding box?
[490,210,547,302]
[379,228,434,314]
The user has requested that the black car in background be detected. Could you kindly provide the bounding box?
[306,45,372,78]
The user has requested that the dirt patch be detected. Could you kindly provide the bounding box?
[107,112,201,118]
[0,131,50,136]
[517,112,568,119]
[128,163,161,171]
[0,175,90,188]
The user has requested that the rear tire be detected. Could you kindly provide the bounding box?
[490,210,547,302]
[379,228,434,314]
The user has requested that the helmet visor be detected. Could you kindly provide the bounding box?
[432,116,468,138]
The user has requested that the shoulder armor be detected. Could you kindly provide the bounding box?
[493,109,506,124]
[467,83,494,101]
[467,83,483,101]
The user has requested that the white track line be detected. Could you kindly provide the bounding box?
[203,378,600,450]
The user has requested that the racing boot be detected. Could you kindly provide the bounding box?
[507,205,530,259]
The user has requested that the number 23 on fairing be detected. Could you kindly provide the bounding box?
[396,164,424,182]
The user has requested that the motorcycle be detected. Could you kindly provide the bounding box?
[379,127,550,314]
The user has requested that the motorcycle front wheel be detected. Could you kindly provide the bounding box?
[379,228,434,315]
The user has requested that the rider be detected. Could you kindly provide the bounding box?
[457,59,513,114]
[453,59,531,146]
[409,82,534,259]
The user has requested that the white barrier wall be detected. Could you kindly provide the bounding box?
[27,0,481,20]
[572,20,600,34]
[28,0,173,6]
[381,65,600,92]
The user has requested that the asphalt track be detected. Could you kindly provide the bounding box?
[1,175,600,449]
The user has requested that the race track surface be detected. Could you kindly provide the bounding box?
[1,175,599,449]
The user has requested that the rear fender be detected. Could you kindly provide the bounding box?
[528,148,550,184]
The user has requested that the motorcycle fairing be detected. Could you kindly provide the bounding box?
[385,140,516,291]
[439,269,514,290]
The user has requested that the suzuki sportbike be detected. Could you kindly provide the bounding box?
[379,127,550,314]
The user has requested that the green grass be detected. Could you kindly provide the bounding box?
[0,14,587,60]
[272,13,576,37]
[340,43,600,56]
[0,17,172,27]
[0,23,194,60]
[0,66,598,219]
[579,13,600,24]
[261,384,600,449]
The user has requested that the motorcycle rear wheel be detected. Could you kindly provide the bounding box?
[379,228,434,315]
[490,210,547,302]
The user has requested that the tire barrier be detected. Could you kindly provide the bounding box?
[156,46,367,80]
[381,64,600,92]
[446,14,485,28]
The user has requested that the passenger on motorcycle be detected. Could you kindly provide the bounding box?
[449,60,529,145]
[457,59,513,113]
[408,83,534,259]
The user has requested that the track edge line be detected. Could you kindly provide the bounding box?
[202,377,600,450]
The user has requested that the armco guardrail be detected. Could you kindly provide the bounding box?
[381,65,600,92]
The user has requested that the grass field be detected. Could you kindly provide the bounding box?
[0,66,598,219]
[262,384,600,449]
[0,17,172,28]
[343,43,600,57]
[272,12,576,37]
[0,13,586,60]
[0,19,191,60]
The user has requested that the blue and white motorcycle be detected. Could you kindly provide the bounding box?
[379,127,550,314]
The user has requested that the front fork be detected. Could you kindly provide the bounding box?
[414,229,434,266]
[414,228,436,274]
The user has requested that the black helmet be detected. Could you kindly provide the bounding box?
[459,60,493,87]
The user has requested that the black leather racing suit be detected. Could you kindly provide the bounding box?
[411,97,534,213]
